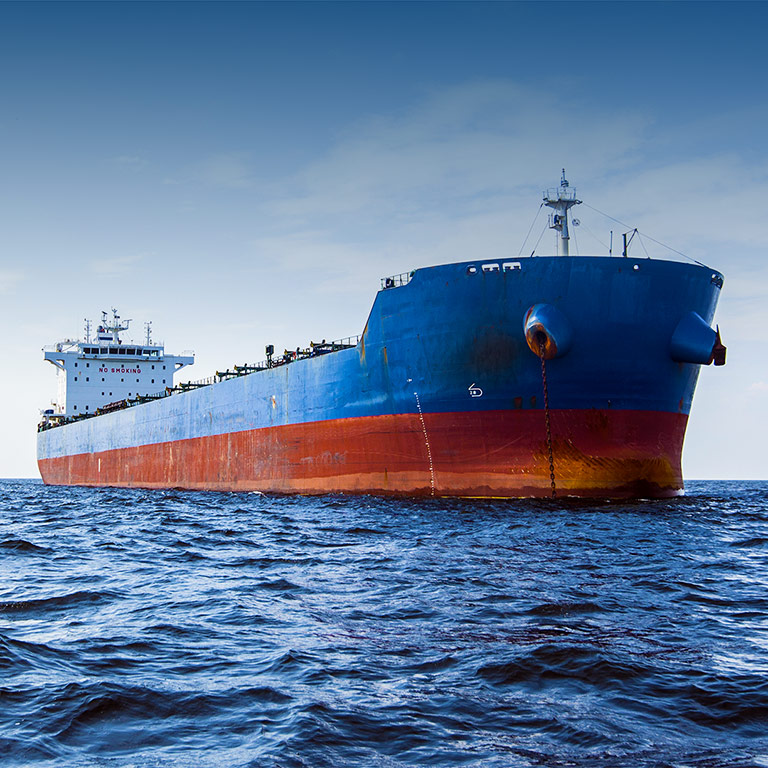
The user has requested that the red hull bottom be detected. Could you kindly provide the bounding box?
[38,409,688,499]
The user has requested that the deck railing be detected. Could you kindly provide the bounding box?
[380,271,413,289]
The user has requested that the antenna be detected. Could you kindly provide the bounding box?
[145,321,153,346]
[84,318,92,343]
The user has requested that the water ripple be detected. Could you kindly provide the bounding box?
[0,479,767,766]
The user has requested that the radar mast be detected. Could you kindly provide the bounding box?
[543,169,582,256]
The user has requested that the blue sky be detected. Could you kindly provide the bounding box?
[1,1,766,479]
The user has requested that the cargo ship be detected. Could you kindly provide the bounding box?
[37,174,726,498]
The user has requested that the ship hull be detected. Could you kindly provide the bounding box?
[38,408,688,498]
[38,256,723,499]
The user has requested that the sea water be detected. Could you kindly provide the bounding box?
[1,479,767,767]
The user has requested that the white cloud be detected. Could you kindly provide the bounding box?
[89,254,145,277]
[0,269,24,293]
[261,81,650,227]
[195,152,253,188]
[109,154,147,168]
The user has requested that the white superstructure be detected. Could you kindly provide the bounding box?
[43,309,194,418]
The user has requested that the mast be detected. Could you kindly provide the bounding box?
[95,309,131,344]
[543,169,582,256]
[105,308,131,340]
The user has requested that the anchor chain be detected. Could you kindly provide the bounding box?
[539,341,557,498]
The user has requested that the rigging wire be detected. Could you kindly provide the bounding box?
[577,220,610,252]
[637,232,651,259]
[530,221,549,257]
[581,201,706,267]
[518,203,544,256]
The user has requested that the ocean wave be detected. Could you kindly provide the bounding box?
[1,479,768,767]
